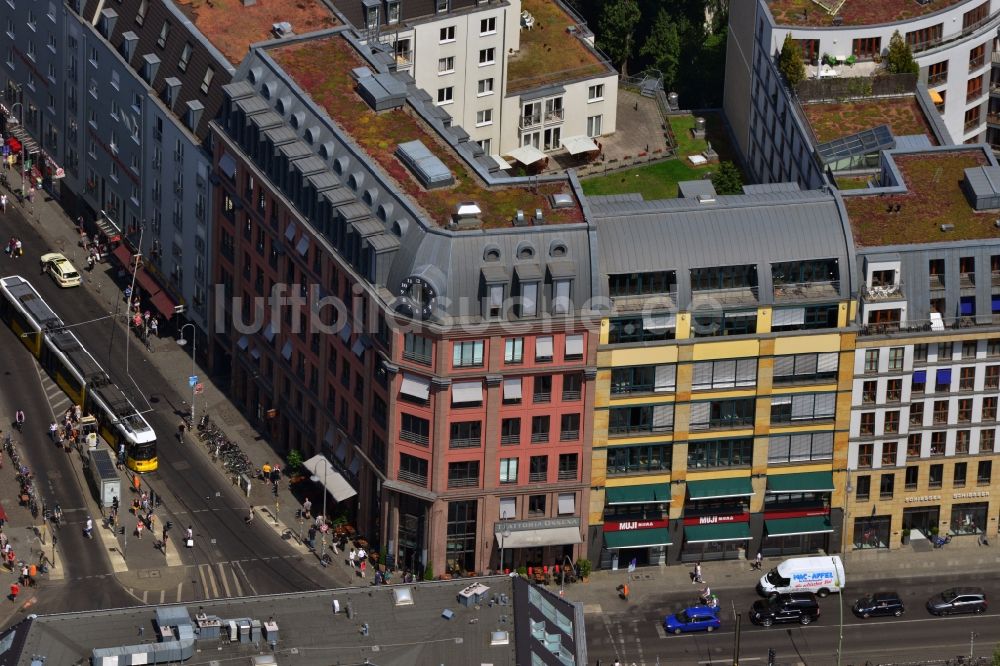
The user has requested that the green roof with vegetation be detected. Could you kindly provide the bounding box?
[844,150,995,247]
[271,35,582,229]
[766,0,967,27]
[803,98,936,144]
[506,0,612,94]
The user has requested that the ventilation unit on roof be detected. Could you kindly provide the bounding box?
[940,224,955,232]
[533,208,544,225]
[513,210,527,226]
[452,202,482,230]
[394,587,415,606]
[696,194,716,204]
[272,22,293,37]
[549,193,574,209]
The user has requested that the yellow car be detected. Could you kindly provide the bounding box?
[40,252,82,288]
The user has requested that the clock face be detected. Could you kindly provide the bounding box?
[398,276,437,319]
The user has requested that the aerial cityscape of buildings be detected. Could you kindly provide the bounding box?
[3,0,1000,660]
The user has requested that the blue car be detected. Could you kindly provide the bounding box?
[664,605,721,634]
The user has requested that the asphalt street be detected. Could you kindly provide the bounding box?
[588,570,1000,665]
[0,201,334,611]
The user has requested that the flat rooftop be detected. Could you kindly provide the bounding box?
[270,35,584,228]
[767,0,968,26]
[5,580,520,665]
[802,97,937,145]
[844,149,994,247]
[506,0,612,94]
[175,0,339,65]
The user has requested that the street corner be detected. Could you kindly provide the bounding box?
[115,564,188,599]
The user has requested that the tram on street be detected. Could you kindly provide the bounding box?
[0,275,158,471]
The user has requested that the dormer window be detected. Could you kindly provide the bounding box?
[436,0,449,13]
[363,0,379,28]
[489,284,503,318]
[521,282,538,317]
[157,21,170,49]
[387,0,400,24]
[553,279,571,315]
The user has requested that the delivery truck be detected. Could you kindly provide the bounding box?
[757,555,845,598]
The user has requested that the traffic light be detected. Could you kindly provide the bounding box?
[768,648,776,666]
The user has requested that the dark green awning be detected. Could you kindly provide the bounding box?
[765,516,834,537]
[767,471,834,494]
[606,484,670,505]
[684,522,752,543]
[687,477,754,500]
[604,528,672,549]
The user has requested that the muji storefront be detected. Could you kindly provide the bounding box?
[601,518,672,569]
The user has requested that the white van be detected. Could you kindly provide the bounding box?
[757,555,845,598]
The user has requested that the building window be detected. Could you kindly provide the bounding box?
[587,114,602,138]
[879,473,894,499]
[958,398,973,422]
[909,403,924,426]
[691,398,755,429]
[611,365,675,394]
[558,453,578,480]
[531,415,550,443]
[501,418,520,445]
[528,495,545,516]
[387,0,400,23]
[529,456,548,482]
[905,465,918,491]
[504,337,524,364]
[609,405,673,435]
[606,444,672,475]
[963,2,989,30]
[588,84,604,101]
[436,0,449,12]
[437,87,453,105]
[859,412,875,435]
[691,358,757,390]
[884,410,900,434]
[969,43,987,71]
[956,429,971,454]
[886,379,902,402]
[687,438,753,468]
[533,375,551,403]
[398,453,428,486]
[157,21,170,48]
[767,432,834,463]
[914,344,929,363]
[534,336,552,362]
[439,25,455,42]
[864,349,879,373]
[480,17,496,34]
[477,138,492,154]
[978,461,992,485]
[855,475,871,500]
[954,462,968,488]
[499,458,518,484]
[364,4,379,28]
[437,56,455,74]
[930,432,946,456]
[477,78,494,96]
[851,36,881,59]
[452,340,484,367]
[400,413,429,445]
[981,429,995,452]
[904,23,942,52]
[769,393,836,423]
[881,441,898,466]
[857,443,874,468]
[478,48,495,65]
[476,109,493,126]
[447,461,480,488]
[887,347,904,371]
[179,43,192,72]
[987,365,1000,389]
[446,500,477,572]
[403,333,432,365]
[559,413,580,441]
[201,68,214,94]
[450,421,482,449]
[773,352,839,383]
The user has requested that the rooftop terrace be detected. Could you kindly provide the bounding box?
[767,0,968,27]
[271,35,583,228]
[844,149,994,247]
[803,97,937,144]
[176,0,339,65]
[506,0,612,94]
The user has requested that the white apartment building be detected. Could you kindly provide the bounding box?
[336,0,617,161]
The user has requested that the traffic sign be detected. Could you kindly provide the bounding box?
[194,383,204,395]
[320,524,329,533]
[188,375,198,387]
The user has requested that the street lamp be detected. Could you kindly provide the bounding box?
[6,87,25,199]
[499,518,512,574]
[176,323,196,425]
[311,461,329,562]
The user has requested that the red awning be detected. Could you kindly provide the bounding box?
[150,290,177,321]
[5,138,20,153]
[133,269,162,298]
[111,244,133,270]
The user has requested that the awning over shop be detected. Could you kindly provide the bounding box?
[767,471,834,494]
[606,484,670,505]
[302,454,357,502]
[561,135,598,155]
[765,516,834,537]
[149,290,177,321]
[764,516,833,536]
[506,144,546,165]
[495,526,583,549]
[687,477,754,500]
[605,528,672,549]
[684,522,752,544]
[112,244,134,269]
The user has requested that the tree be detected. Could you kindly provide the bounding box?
[885,30,918,74]
[640,9,682,89]
[777,33,806,87]
[286,449,303,475]
[711,161,744,195]
[597,0,642,76]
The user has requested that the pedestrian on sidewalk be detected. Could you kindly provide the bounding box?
[14,238,22,258]
[752,551,763,571]
[149,317,158,339]
[692,562,703,584]
[349,547,356,569]
[1,194,7,213]
[135,520,144,540]
[9,582,18,601]
[302,498,312,520]
[246,506,254,525]
[124,286,132,303]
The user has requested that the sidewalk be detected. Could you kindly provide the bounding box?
[16,181,357,588]
[562,537,1000,611]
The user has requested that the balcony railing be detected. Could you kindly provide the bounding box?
[398,470,428,487]
[544,107,565,123]
[928,72,948,86]
[501,433,520,445]
[394,50,413,67]
[400,430,429,446]
[533,392,551,404]
[447,477,479,489]
[691,285,759,306]
[772,280,840,301]
[911,9,1000,56]
[557,468,578,481]
[529,471,548,483]
[402,349,432,365]
[531,431,549,443]
[562,390,581,401]
[520,113,543,130]
[449,437,481,449]
[965,117,983,132]
[862,282,904,302]
[610,291,678,313]
[559,429,579,441]
[970,55,987,72]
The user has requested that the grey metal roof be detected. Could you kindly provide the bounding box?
[741,182,801,195]
[352,218,386,237]
[264,126,298,146]
[367,233,401,252]
[322,187,354,206]
[235,94,270,115]
[894,134,934,151]
[249,110,283,131]
[293,155,328,176]
[307,171,340,191]
[279,140,312,160]
[816,124,894,164]
[396,140,454,190]
[593,189,855,306]
[963,165,1000,197]
[337,201,371,221]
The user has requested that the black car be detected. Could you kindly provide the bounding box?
[750,592,820,627]
[926,588,988,616]
[853,592,904,619]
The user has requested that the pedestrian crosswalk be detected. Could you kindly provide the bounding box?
[122,558,278,605]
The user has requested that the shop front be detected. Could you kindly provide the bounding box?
[853,514,891,549]
[603,518,671,569]
[902,505,940,539]
[494,517,583,577]
[681,477,754,562]
[762,471,835,556]
[950,500,988,537]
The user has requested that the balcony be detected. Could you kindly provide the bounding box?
[562,390,581,401]
[448,477,479,489]
[965,116,983,132]
[529,471,548,483]
[402,349,432,365]
[544,107,565,123]
[610,291,678,313]
[398,470,428,487]
[520,113,543,130]
[970,55,987,72]
[500,433,520,445]
[557,468,578,481]
[400,429,429,446]
[449,437,481,449]
[394,50,413,68]
[533,392,551,404]
[928,72,948,87]
[928,274,946,290]
[559,429,579,442]
[531,431,550,443]
[862,282,905,302]
[691,285,759,307]
[772,280,840,302]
